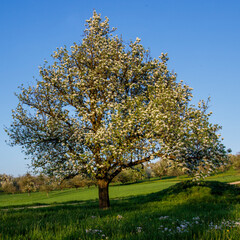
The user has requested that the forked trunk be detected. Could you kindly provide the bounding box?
[97,179,110,209]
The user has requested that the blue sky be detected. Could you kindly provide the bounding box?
[1,0,240,176]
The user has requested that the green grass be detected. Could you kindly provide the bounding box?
[0,168,240,239]
[0,181,240,239]
[1,168,239,209]
[206,168,240,183]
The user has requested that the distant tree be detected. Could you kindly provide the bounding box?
[6,12,228,208]
[144,163,154,179]
[70,175,86,189]
[70,174,96,189]
[84,178,96,188]
[230,153,240,170]
[150,159,169,179]
[114,166,144,183]
[167,160,184,178]
[0,174,18,194]
[58,179,72,190]
[1,181,17,194]
[39,177,54,197]
[18,173,37,196]
[33,173,45,191]
[0,174,8,189]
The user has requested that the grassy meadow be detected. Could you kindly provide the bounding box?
[0,169,240,239]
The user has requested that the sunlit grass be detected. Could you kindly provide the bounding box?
[206,168,240,183]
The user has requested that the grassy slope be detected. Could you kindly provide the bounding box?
[206,168,240,183]
[0,168,239,208]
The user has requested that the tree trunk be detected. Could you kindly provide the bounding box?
[97,179,110,209]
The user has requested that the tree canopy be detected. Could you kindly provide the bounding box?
[6,11,228,208]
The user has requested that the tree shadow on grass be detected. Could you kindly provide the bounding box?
[111,180,240,209]
[104,181,240,239]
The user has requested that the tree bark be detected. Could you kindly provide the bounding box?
[97,179,110,209]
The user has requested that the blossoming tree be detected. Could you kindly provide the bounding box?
[6,12,228,208]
